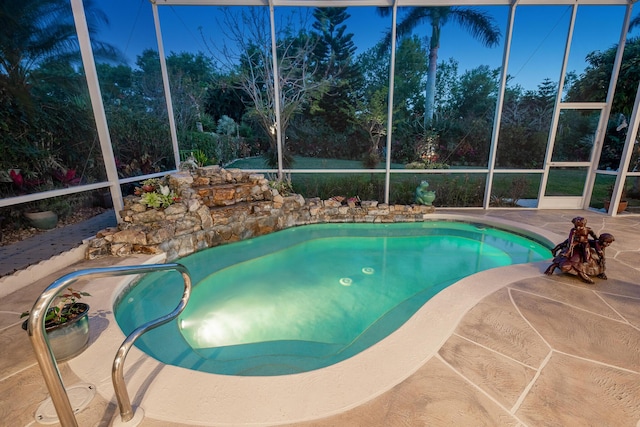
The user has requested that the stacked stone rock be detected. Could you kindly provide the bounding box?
[87,166,435,261]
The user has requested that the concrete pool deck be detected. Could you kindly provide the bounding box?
[0,209,639,426]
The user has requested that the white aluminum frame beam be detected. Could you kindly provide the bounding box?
[153,0,630,6]
[70,0,124,218]
[268,0,285,179]
[152,2,182,170]
[588,3,633,214]
[484,0,518,209]
[55,0,635,218]
[612,81,640,214]
[383,1,399,204]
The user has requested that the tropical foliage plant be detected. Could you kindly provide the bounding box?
[134,178,180,209]
[21,288,90,327]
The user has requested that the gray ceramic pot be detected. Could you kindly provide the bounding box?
[23,303,90,361]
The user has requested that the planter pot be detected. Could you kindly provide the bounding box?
[22,303,90,361]
[604,200,628,214]
[100,191,113,208]
[24,210,58,230]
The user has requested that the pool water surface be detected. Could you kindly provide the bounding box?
[115,222,550,376]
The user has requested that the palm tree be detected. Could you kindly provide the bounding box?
[0,0,121,186]
[379,7,501,126]
[0,0,120,111]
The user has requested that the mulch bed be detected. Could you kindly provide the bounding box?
[0,206,108,247]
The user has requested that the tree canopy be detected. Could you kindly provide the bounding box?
[0,3,637,205]
[378,6,501,126]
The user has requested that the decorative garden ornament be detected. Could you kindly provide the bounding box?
[415,181,436,206]
[544,217,615,284]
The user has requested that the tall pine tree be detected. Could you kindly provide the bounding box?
[310,7,361,132]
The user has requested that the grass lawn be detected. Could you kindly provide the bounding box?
[225,156,624,208]
[226,156,395,170]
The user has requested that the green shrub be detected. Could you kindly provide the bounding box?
[389,180,420,205]
[432,175,485,207]
[405,161,450,169]
[293,175,384,201]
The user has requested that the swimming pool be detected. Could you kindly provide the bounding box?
[115,221,550,376]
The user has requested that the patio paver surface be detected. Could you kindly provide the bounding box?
[0,209,638,426]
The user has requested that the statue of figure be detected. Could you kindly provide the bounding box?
[565,216,598,263]
[544,232,615,284]
[415,181,436,206]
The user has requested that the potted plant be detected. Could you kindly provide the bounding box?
[21,288,91,361]
[23,209,59,230]
[604,183,628,213]
[22,197,72,230]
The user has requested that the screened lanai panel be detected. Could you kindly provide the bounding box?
[588,173,616,210]
[153,6,272,167]
[489,173,541,207]
[623,175,640,213]
[0,0,107,200]
[495,5,571,169]
[158,5,220,166]
[607,10,640,175]
[630,140,640,174]
[290,172,386,200]
[624,27,640,177]
[503,5,571,90]
[599,110,630,172]
[97,1,174,179]
[599,78,639,172]
[622,44,640,179]
[561,5,626,103]
[589,170,639,214]
[98,56,174,179]
[272,6,391,170]
[551,109,601,162]
[545,167,588,196]
[389,173,486,207]
[392,5,508,169]
[390,30,427,169]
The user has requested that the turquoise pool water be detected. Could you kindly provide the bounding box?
[115,221,550,376]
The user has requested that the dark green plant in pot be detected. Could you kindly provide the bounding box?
[21,288,91,328]
[21,287,92,361]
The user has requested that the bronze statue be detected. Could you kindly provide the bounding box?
[544,226,615,284]
[565,216,598,263]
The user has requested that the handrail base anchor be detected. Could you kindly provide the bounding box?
[35,382,96,425]
[112,407,145,426]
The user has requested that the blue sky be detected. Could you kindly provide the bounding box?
[98,0,634,91]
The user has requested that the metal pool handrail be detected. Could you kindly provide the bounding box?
[26,263,192,427]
